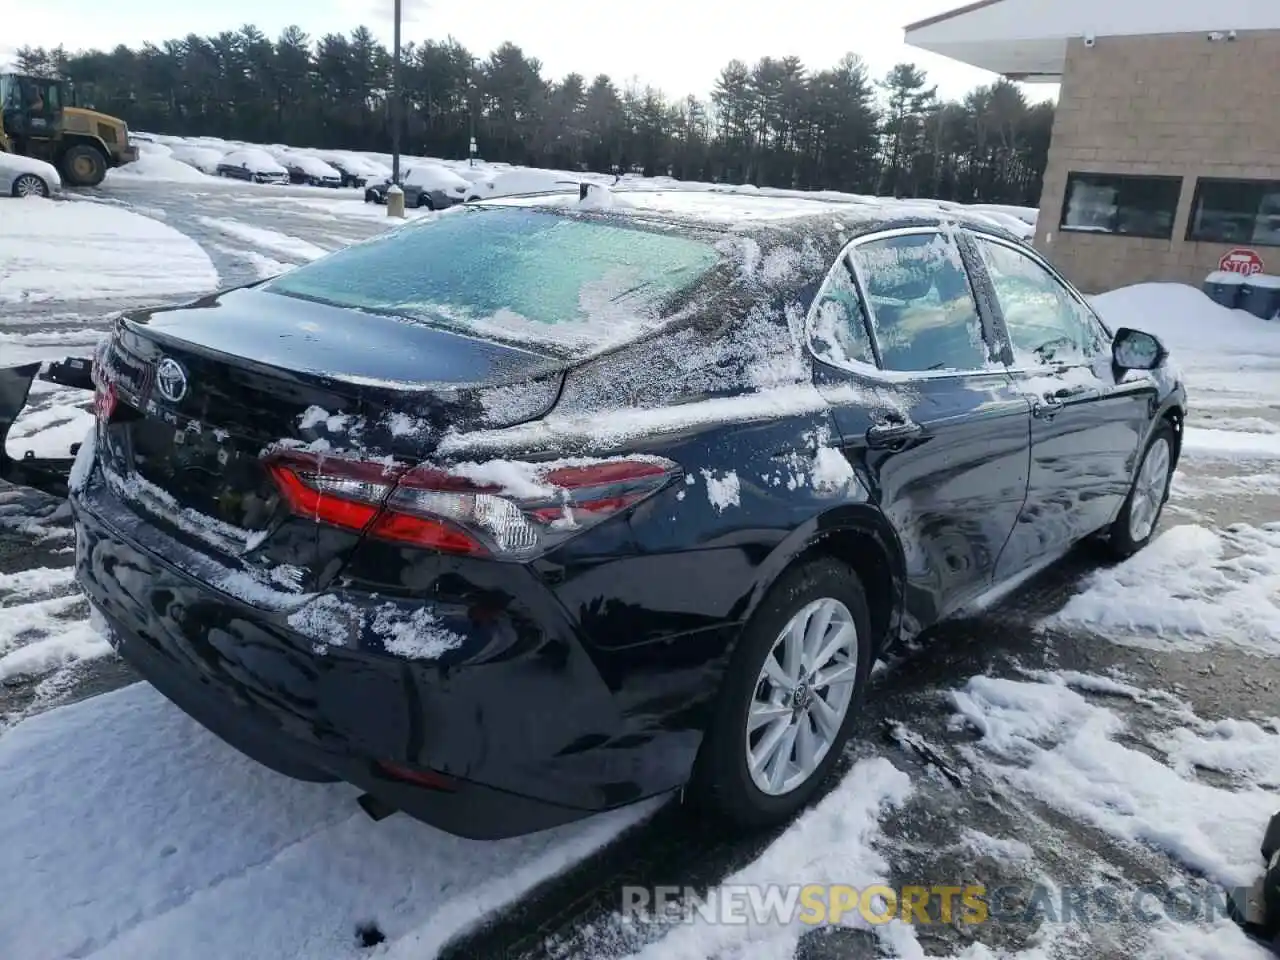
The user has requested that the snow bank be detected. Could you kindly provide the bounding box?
[106,141,215,184]
[0,199,218,303]
[0,683,661,960]
[1092,282,1280,356]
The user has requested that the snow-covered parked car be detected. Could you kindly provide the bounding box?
[278,153,343,188]
[0,152,61,198]
[463,168,583,202]
[169,144,226,176]
[364,164,469,209]
[323,154,387,188]
[215,149,289,185]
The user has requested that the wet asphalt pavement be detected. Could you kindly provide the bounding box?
[2,178,1277,959]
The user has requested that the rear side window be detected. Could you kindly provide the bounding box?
[265,208,721,350]
[850,232,988,372]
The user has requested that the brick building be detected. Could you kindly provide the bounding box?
[906,0,1280,292]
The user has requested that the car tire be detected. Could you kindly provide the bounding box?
[417,194,433,210]
[688,558,871,830]
[1107,420,1176,559]
[11,173,49,198]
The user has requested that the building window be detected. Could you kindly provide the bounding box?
[1186,178,1280,247]
[1059,172,1183,240]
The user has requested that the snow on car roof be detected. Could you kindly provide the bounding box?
[281,153,340,176]
[480,188,1006,238]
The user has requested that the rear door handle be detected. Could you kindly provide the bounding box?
[866,419,924,448]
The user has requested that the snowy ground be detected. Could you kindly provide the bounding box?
[1,179,1277,960]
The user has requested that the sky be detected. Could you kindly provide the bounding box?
[3,0,1058,103]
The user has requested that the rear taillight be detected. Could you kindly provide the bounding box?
[263,451,679,560]
[92,348,116,422]
[94,381,116,423]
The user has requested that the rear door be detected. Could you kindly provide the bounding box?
[967,232,1156,579]
[812,228,1032,630]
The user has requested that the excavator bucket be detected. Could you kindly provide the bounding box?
[0,357,95,498]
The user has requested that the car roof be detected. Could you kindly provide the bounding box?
[476,187,1028,248]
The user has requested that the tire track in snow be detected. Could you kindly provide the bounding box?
[195,216,330,262]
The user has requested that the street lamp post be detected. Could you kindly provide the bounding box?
[468,56,478,168]
[387,0,405,217]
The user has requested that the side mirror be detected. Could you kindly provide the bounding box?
[1112,327,1167,371]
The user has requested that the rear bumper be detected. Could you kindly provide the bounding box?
[71,473,688,838]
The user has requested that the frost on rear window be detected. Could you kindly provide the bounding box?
[851,232,989,373]
[263,208,720,355]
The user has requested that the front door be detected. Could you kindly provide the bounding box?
[968,233,1157,581]
[812,228,1032,635]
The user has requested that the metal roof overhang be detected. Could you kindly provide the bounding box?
[906,37,1068,79]
[904,0,1067,80]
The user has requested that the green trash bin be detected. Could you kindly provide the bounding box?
[1239,275,1280,321]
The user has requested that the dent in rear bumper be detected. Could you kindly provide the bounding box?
[71,477,695,831]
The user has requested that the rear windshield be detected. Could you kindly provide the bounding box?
[264,208,721,351]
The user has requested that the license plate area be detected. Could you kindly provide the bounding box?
[112,402,279,539]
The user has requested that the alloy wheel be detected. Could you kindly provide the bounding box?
[14,173,46,198]
[745,597,859,796]
[1128,436,1171,542]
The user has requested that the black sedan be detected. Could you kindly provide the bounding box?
[66,191,1185,839]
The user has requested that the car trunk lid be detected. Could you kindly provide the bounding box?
[93,286,564,592]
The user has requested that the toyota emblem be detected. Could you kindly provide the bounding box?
[155,357,188,402]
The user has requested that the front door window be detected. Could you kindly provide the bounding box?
[974,237,1105,366]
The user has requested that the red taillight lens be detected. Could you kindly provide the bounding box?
[264,451,680,559]
[264,452,403,532]
[94,381,117,423]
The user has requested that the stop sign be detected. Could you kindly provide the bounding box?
[1219,248,1265,276]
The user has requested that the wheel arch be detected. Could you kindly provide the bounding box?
[58,133,110,163]
[742,504,905,661]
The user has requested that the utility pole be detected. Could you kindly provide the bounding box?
[468,57,479,168]
[387,0,405,217]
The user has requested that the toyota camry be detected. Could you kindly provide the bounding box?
[54,188,1184,839]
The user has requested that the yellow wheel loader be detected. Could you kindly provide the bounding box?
[0,73,138,187]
